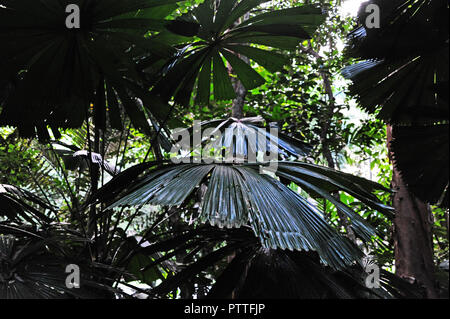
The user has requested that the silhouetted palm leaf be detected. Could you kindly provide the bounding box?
[343,0,449,206]
[343,0,448,124]
[390,124,449,207]
[212,249,389,299]
[134,226,422,299]
[0,0,198,138]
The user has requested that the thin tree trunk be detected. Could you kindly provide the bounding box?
[231,80,246,119]
[387,125,439,298]
[299,43,356,242]
[230,12,250,120]
[87,124,100,239]
[299,43,336,168]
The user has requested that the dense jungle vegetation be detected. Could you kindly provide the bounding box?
[0,0,448,299]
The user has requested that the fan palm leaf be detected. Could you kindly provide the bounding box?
[0,0,198,139]
[343,0,449,206]
[131,226,422,299]
[93,159,393,269]
[150,1,325,105]
[343,0,448,124]
[390,124,449,207]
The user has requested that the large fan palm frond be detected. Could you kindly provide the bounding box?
[343,0,449,206]
[150,1,325,105]
[0,0,199,139]
[93,158,393,270]
[342,0,448,123]
[211,248,422,299]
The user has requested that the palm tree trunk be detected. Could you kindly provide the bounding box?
[387,125,439,298]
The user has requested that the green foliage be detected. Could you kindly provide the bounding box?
[150,1,325,106]
[0,131,41,186]
[0,0,444,299]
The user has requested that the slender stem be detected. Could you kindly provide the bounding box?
[143,103,176,163]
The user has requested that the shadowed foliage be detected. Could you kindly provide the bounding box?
[390,124,449,207]
[0,233,120,299]
[343,0,449,206]
[127,225,423,299]
[0,0,198,138]
[0,184,54,225]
